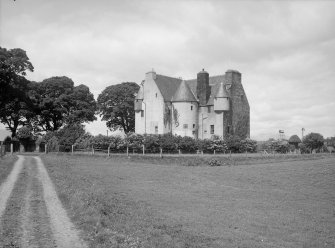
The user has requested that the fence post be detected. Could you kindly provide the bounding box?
[126,146,129,157]
[108,146,110,157]
[92,146,95,155]
[142,145,145,155]
[214,150,215,155]
[45,144,48,154]
[72,145,74,155]
[11,143,13,155]
[179,149,181,155]
[160,148,162,158]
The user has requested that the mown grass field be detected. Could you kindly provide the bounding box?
[39,154,335,247]
[0,155,17,185]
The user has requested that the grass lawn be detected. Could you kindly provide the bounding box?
[41,154,335,248]
[0,155,17,185]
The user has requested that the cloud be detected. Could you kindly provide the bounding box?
[1,0,334,139]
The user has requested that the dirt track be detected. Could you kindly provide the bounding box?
[0,156,87,248]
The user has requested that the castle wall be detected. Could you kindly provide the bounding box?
[135,72,165,134]
[172,102,198,138]
[197,105,217,139]
[226,71,250,138]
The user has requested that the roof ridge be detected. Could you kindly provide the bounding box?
[156,74,182,81]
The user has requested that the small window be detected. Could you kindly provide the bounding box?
[183,124,188,129]
[155,126,158,134]
[208,106,211,113]
[192,130,196,135]
[241,95,244,101]
[156,93,157,98]
[227,126,230,134]
[193,124,195,129]
[191,106,193,110]
[141,110,144,117]
[210,125,214,134]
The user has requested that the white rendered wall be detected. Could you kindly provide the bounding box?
[136,72,165,134]
[198,106,216,139]
[172,102,198,138]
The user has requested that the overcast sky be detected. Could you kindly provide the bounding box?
[1,0,334,140]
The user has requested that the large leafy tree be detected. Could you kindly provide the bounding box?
[0,47,34,137]
[0,76,34,137]
[97,82,139,133]
[302,132,324,151]
[29,76,97,131]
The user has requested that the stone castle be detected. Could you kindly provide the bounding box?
[134,69,250,139]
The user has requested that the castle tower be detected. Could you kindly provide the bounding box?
[171,80,198,138]
[214,82,230,138]
[196,69,210,106]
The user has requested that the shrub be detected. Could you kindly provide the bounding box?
[125,133,144,151]
[143,135,160,153]
[302,133,324,152]
[178,136,198,153]
[158,134,178,153]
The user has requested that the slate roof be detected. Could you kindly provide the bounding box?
[155,74,182,101]
[153,73,227,105]
[135,85,144,100]
[171,80,197,102]
[215,82,229,98]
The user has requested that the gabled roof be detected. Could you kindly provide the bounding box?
[135,85,144,100]
[172,80,197,102]
[153,73,227,104]
[155,74,182,101]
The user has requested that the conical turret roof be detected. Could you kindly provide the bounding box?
[215,82,229,98]
[172,80,197,102]
[135,85,144,100]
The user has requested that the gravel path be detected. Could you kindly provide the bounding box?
[0,156,87,247]
[0,155,24,220]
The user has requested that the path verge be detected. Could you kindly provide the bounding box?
[0,155,24,220]
[35,156,87,248]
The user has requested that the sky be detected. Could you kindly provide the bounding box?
[1,0,334,140]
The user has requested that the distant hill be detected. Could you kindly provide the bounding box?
[0,129,10,141]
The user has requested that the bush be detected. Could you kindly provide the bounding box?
[177,136,198,153]
[302,133,324,152]
[144,135,160,153]
[158,134,178,153]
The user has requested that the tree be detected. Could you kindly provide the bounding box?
[97,82,139,133]
[288,135,302,149]
[0,47,34,109]
[29,77,97,131]
[302,132,324,152]
[0,47,34,137]
[0,76,34,137]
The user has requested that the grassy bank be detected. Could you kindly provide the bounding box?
[42,154,335,248]
[0,155,17,185]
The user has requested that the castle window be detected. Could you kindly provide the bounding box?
[141,110,144,117]
[183,124,188,129]
[241,95,244,101]
[210,125,214,134]
[191,106,193,110]
[208,106,211,113]
[156,93,157,98]
[227,126,230,134]
[155,126,158,134]
[193,124,195,129]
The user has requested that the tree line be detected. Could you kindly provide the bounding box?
[0,46,139,138]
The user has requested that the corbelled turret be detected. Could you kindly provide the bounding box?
[214,82,230,111]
